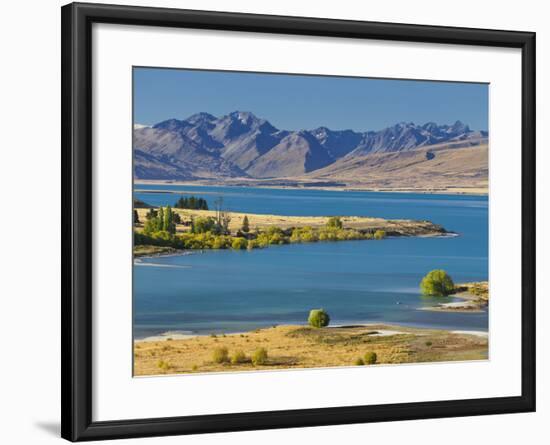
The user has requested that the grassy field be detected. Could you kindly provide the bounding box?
[302,144,488,194]
[134,324,488,376]
[134,207,447,237]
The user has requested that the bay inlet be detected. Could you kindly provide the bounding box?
[133,185,488,339]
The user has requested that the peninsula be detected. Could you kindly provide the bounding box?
[133,205,450,257]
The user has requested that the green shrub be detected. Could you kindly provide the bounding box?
[211,236,229,249]
[251,348,268,365]
[420,269,455,296]
[425,341,433,347]
[230,350,247,364]
[157,360,170,370]
[290,226,318,243]
[268,233,285,245]
[308,308,330,328]
[192,217,217,234]
[191,364,198,371]
[373,230,386,240]
[231,237,248,250]
[364,351,377,365]
[212,346,229,364]
[354,357,365,366]
[326,216,343,229]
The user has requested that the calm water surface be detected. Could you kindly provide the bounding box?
[133,185,488,338]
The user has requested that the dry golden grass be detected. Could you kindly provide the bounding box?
[134,324,488,376]
[304,145,488,193]
[454,281,489,302]
[135,208,444,237]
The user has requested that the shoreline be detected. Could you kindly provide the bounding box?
[133,247,193,259]
[134,180,488,197]
[133,232,456,259]
[420,282,489,313]
[133,231,457,259]
[134,322,489,343]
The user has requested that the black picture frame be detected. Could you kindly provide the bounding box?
[61,2,536,441]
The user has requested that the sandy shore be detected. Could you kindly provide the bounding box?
[136,332,198,342]
[451,330,489,338]
[134,323,488,376]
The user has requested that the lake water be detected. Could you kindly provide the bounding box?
[133,185,488,338]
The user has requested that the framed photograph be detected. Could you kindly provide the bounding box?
[61,2,536,441]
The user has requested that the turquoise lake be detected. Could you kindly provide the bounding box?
[133,185,488,339]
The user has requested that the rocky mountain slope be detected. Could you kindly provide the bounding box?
[133,111,488,189]
[304,141,488,192]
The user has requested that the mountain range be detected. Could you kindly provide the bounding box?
[133,111,488,191]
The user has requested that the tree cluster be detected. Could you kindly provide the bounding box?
[174,196,209,210]
[143,206,177,235]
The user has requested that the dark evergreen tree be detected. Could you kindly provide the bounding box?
[241,215,250,233]
[175,195,209,210]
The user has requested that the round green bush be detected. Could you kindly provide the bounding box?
[364,351,377,365]
[251,348,268,366]
[308,308,330,328]
[420,269,455,296]
[230,350,247,364]
[212,346,229,364]
[354,357,365,366]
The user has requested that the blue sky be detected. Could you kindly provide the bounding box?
[133,67,488,132]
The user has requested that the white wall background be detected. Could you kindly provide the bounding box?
[0,0,546,444]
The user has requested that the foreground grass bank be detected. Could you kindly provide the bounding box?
[134,324,488,376]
